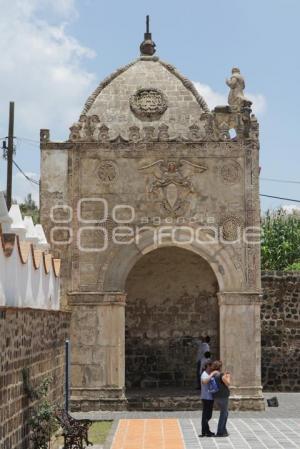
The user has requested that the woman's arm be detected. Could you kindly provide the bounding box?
[222,372,231,386]
[202,371,218,385]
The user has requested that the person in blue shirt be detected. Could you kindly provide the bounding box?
[211,360,231,437]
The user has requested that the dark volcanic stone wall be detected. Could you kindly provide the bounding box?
[0,307,71,449]
[125,247,219,389]
[261,272,300,391]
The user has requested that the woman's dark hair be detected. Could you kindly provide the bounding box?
[204,360,212,370]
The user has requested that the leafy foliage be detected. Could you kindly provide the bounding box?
[19,193,39,224]
[261,208,300,271]
[23,373,59,449]
[284,261,300,271]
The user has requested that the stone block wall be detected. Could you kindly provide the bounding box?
[261,272,300,391]
[0,307,71,449]
[125,247,219,389]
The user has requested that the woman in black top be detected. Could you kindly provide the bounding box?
[211,360,230,437]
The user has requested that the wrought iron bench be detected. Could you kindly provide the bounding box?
[55,408,93,449]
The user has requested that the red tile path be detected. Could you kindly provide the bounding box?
[111,419,185,449]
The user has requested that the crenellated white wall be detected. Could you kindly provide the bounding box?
[0,237,60,309]
[0,191,60,310]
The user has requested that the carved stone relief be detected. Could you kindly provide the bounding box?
[189,124,201,140]
[139,159,207,217]
[158,124,169,141]
[221,215,243,241]
[143,126,156,141]
[97,161,118,184]
[220,160,242,185]
[128,126,141,143]
[130,88,168,120]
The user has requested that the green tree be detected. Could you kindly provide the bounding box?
[261,208,300,271]
[19,193,40,224]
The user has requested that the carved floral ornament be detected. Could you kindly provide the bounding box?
[130,88,168,120]
[221,215,243,241]
[220,160,242,185]
[97,161,118,184]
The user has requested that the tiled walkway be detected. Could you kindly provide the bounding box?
[111,419,184,449]
[107,418,300,449]
[73,394,300,449]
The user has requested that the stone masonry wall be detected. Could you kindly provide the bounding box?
[0,307,71,449]
[125,247,219,389]
[261,272,300,391]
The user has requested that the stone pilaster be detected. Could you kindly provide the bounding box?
[218,292,265,410]
[68,292,127,411]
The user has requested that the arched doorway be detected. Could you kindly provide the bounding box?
[125,246,219,390]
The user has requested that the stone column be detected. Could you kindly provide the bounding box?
[218,292,264,410]
[68,292,126,411]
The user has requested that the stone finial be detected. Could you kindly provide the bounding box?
[158,124,169,141]
[23,216,39,245]
[226,67,252,112]
[140,15,156,56]
[35,224,50,251]
[7,204,26,239]
[40,129,50,143]
[128,126,141,143]
[0,191,13,232]
[69,122,82,141]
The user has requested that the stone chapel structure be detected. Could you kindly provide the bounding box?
[40,23,263,410]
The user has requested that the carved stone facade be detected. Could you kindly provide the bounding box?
[40,38,263,410]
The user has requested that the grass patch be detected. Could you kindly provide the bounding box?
[89,421,113,444]
[55,421,113,446]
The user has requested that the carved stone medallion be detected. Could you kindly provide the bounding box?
[220,160,241,185]
[97,161,118,184]
[221,215,242,241]
[130,88,168,120]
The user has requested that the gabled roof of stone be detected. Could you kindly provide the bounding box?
[81,56,209,115]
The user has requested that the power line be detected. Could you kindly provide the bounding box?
[16,136,40,144]
[7,136,300,204]
[12,159,40,186]
[260,194,300,203]
[260,177,300,185]
[15,137,39,148]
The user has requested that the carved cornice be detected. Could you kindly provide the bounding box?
[68,292,127,306]
[217,292,262,306]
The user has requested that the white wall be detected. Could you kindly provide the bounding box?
[0,236,60,310]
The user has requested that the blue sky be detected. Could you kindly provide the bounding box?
[0,0,299,211]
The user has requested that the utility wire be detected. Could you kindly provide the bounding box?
[260,177,300,185]
[16,136,40,144]
[9,137,300,203]
[260,194,300,204]
[15,137,39,148]
[12,159,40,186]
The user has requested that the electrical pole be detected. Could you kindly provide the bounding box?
[6,102,14,210]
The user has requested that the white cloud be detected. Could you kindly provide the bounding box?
[0,0,95,141]
[193,82,266,116]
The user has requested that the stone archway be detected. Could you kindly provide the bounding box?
[124,246,219,390]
